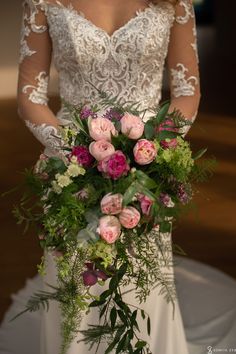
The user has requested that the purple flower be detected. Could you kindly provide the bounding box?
[82,263,108,286]
[177,183,192,204]
[71,145,94,168]
[103,108,123,121]
[80,106,97,119]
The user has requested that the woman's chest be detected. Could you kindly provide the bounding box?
[46,3,175,65]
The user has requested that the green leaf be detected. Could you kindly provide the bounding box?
[99,289,112,301]
[99,303,108,319]
[147,316,151,336]
[135,340,147,349]
[193,147,208,160]
[138,184,156,202]
[116,332,129,353]
[109,275,119,292]
[141,309,146,320]
[104,327,124,354]
[159,221,172,233]
[144,120,155,140]
[117,310,128,325]
[89,299,106,308]
[135,170,157,189]
[110,307,117,330]
[123,181,138,206]
[155,101,170,125]
[158,130,179,141]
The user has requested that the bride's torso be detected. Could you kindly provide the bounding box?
[38,0,175,115]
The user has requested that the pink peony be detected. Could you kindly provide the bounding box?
[89,117,117,141]
[156,119,178,133]
[89,140,115,161]
[98,151,130,180]
[120,113,144,140]
[160,138,178,149]
[97,215,121,243]
[133,139,157,165]
[137,194,153,215]
[71,145,94,167]
[101,193,123,215]
[119,207,141,229]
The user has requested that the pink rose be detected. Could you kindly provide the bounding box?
[137,194,153,215]
[133,139,157,165]
[89,140,115,161]
[97,215,121,243]
[89,117,117,141]
[160,138,178,149]
[120,113,144,140]
[101,193,123,215]
[98,151,130,180]
[71,145,94,167]
[119,207,141,229]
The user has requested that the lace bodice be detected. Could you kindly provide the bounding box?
[17,0,200,152]
[45,2,175,111]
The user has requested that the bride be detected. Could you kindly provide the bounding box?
[0,0,236,353]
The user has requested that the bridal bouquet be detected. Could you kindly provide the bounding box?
[13,90,215,354]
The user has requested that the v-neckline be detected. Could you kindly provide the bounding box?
[51,1,157,39]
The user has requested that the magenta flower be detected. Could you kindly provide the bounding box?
[156,118,178,133]
[98,151,130,180]
[82,262,108,286]
[71,146,94,168]
[160,139,178,149]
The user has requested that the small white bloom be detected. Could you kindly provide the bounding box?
[70,156,78,164]
[56,174,72,188]
[51,181,62,194]
[66,164,83,177]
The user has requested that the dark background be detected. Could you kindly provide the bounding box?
[0,0,236,322]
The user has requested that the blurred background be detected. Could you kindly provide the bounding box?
[0,0,236,323]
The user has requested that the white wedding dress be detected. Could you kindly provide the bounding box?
[1,0,236,353]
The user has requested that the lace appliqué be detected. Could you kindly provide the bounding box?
[175,0,194,25]
[171,63,198,98]
[22,71,49,105]
[191,25,199,63]
[24,120,68,158]
[19,0,47,63]
[19,21,36,63]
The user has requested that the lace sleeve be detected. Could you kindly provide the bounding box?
[17,0,64,155]
[167,0,201,135]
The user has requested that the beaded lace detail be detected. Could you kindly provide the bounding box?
[176,0,194,24]
[43,1,175,110]
[22,71,49,105]
[171,63,198,98]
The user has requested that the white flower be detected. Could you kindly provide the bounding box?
[51,181,62,194]
[66,164,85,177]
[56,174,72,188]
[70,156,78,164]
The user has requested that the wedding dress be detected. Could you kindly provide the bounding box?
[1,0,236,353]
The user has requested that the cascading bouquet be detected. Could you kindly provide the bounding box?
[12,89,215,354]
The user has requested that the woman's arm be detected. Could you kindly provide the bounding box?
[167,0,201,135]
[17,0,63,154]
